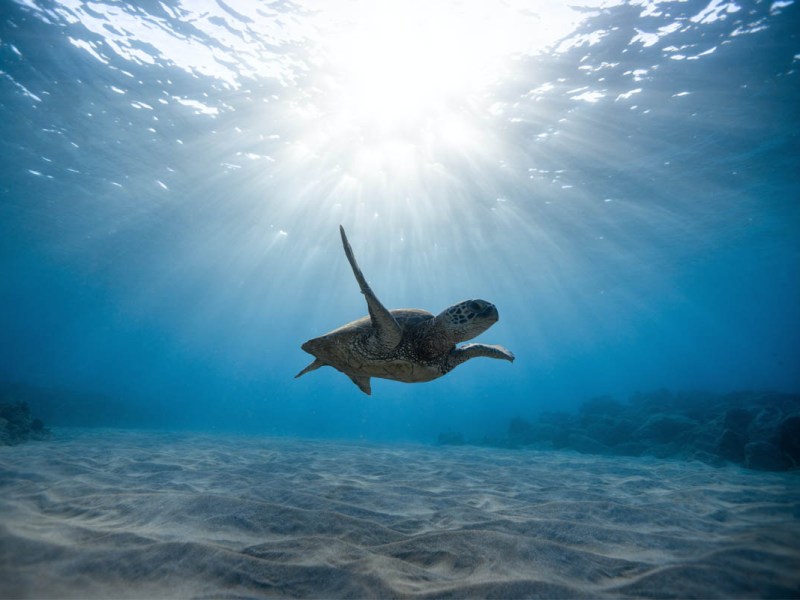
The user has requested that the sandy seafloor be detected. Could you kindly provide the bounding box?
[1,429,798,599]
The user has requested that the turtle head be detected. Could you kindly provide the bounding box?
[436,299,499,343]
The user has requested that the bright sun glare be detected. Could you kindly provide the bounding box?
[326,5,483,132]
[313,1,566,149]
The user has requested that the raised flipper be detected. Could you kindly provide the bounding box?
[340,225,402,353]
[348,374,372,395]
[445,343,515,372]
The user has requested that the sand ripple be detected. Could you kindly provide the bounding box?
[1,430,798,598]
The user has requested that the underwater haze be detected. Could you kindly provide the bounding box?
[1,0,799,441]
[3,2,800,598]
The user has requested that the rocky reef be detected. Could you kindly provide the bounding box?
[0,381,162,429]
[441,391,800,472]
[0,401,51,446]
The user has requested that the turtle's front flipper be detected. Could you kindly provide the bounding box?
[445,343,515,372]
[340,225,402,352]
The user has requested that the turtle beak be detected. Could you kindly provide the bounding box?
[481,303,499,322]
[301,338,322,354]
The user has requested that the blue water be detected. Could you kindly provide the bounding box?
[1,0,798,442]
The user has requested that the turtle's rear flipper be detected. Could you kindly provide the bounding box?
[295,358,324,378]
[348,374,372,395]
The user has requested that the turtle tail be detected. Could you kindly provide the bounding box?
[295,358,324,378]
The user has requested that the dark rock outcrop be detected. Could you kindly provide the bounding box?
[745,442,788,471]
[486,391,800,472]
[777,416,800,468]
[716,429,747,463]
[0,401,51,446]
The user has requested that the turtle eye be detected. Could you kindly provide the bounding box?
[468,301,482,312]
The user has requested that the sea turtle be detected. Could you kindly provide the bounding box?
[295,226,514,395]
